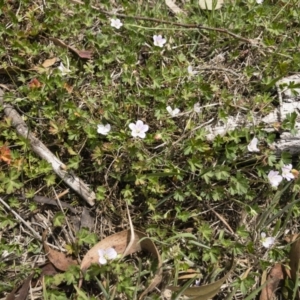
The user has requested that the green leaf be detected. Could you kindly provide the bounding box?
[76,228,98,246]
[53,212,65,227]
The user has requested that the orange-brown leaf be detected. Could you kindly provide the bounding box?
[0,145,11,164]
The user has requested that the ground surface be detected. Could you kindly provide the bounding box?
[1,0,300,299]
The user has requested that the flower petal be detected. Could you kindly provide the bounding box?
[173,108,180,115]
[129,123,136,130]
[142,124,149,132]
[99,256,107,264]
[138,132,146,139]
[136,120,144,127]
[105,248,118,260]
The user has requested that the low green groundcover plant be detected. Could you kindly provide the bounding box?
[1,0,300,298]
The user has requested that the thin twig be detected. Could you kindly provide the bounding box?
[0,197,42,241]
[205,202,236,236]
[70,0,261,45]
[52,187,76,243]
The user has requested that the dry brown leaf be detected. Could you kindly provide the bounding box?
[79,229,162,299]
[42,57,57,68]
[49,37,93,59]
[33,195,77,213]
[80,207,94,230]
[39,263,58,277]
[75,50,93,59]
[6,263,58,300]
[290,234,300,283]
[259,263,285,300]
[43,231,78,271]
[6,274,33,300]
[290,234,300,282]
[63,82,73,94]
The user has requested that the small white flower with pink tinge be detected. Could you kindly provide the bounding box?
[98,248,118,265]
[247,137,260,152]
[261,232,275,248]
[58,62,71,76]
[110,18,123,29]
[267,170,283,188]
[129,120,149,139]
[97,124,111,135]
[281,164,295,181]
[166,106,180,117]
[153,35,167,47]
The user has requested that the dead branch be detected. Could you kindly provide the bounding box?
[205,74,300,155]
[0,88,96,206]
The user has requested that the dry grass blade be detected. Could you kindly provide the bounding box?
[168,257,235,299]
[0,196,42,241]
[122,201,135,258]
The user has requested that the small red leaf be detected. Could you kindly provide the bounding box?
[28,78,42,89]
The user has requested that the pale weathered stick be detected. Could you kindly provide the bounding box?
[0,88,95,206]
[204,74,300,155]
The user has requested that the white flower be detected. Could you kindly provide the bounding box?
[129,120,149,139]
[193,102,201,113]
[187,65,198,76]
[267,170,283,188]
[247,137,260,152]
[153,35,167,48]
[58,62,71,76]
[261,232,275,248]
[281,164,295,181]
[98,248,118,265]
[97,124,111,135]
[166,106,180,117]
[256,0,263,3]
[110,18,123,29]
